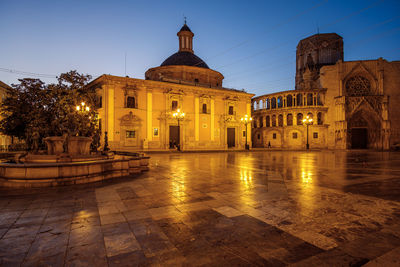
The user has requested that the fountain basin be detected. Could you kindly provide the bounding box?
[0,155,150,188]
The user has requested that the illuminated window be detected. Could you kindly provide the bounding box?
[313,132,318,139]
[228,106,234,115]
[126,130,136,138]
[172,100,178,111]
[126,96,136,108]
[293,132,298,139]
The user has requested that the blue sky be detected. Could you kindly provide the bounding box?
[0,0,399,96]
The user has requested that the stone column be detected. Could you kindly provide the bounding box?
[211,99,215,141]
[147,91,152,141]
[195,97,199,141]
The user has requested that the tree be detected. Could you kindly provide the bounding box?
[0,71,99,150]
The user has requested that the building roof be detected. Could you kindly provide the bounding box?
[161,51,209,69]
[179,24,192,32]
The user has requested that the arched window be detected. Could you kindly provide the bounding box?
[271,97,276,109]
[266,116,270,127]
[296,94,303,106]
[272,115,276,127]
[297,113,303,125]
[127,96,136,108]
[317,93,323,105]
[253,101,257,110]
[307,112,314,124]
[266,99,270,109]
[278,114,283,127]
[277,96,283,108]
[307,93,313,106]
[287,114,293,126]
[259,117,263,128]
[287,95,293,107]
[317,112,323,125]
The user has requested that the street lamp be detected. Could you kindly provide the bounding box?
[302,115,313,150]
[172,108,185,151]
[241,114,253,150]
[76,102,90,112]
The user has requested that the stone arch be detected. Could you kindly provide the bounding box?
[271,97,277,109]
[297,113,303,125]
[296,94,303,106]
[307,93,313,106]
[278,114,283,127]
[287,113,293,126]
[266,115,270,127]
[271,115,277,127]
[347,105,382,149]
[277,96,283,108]
[287,95,293,107]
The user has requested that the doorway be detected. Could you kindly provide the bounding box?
[169,126,179,149]
[227,128,235,148]
[351,128,368,149]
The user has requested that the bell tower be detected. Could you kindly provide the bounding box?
[177,22,194,53]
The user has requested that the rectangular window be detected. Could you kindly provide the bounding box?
[153,128,159,137]
[292,132,298,139]
[257,134,260,140]
[243,131,246,137]
[126,130,136,138]
[126,96,136,108]
[172,100,178,111]
[273,133,276,139]
[313,132,318,139]
[202,103,207,114]
[97,96,102,108]
[228,106,234,115]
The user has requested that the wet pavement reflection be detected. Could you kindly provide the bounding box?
[1,151,400,266]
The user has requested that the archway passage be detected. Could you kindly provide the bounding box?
[347,105,381,149]
[351,128,368,149]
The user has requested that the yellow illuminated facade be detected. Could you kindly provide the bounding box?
[88,23,254,151]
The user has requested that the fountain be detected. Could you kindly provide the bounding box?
[0,132,149,188]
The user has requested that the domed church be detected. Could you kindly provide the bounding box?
[88,23,254,151]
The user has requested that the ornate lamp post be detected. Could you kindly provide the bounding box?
[76,102,90,112]
[302,115,313,150]
[241,114,253,150]
[172,109,185,151]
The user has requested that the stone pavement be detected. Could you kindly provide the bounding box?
[1,151,400,266]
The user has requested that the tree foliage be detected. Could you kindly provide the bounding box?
[0,71,99,148]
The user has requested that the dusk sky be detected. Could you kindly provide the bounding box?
[1,0,399,96]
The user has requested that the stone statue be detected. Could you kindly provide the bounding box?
[91,129,101,152]
[31,128,40,154]
[62,130,69,153]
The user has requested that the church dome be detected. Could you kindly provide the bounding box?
[161,51,209,69]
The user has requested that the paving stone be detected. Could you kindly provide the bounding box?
[65,242,108,267]
[1,151,400,265]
